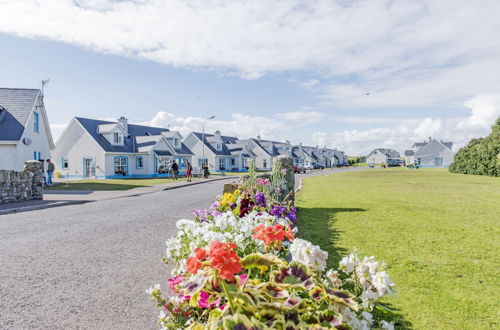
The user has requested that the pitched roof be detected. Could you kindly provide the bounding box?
[75,117,169,153]
[0,88,40,141]
[191,132,236,156]
[404,150,415,156]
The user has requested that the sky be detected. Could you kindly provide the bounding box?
[1,0,500,155]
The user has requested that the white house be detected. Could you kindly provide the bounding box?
[366,148,401,165]
[406,138,454,167]
[0,88,54,170]
[51,116,193,179]
[183,131,251,172]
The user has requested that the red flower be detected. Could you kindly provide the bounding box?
[252,224,294,248]
[187,256,202,274]
[195,247,208,261]
[208,241,242,281]
[239,198,255,217]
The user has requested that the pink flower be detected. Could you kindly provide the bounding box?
[198,290,220,308]
[167,275,184,292]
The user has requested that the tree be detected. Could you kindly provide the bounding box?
[449,117,500,177]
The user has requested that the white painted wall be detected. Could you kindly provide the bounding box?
[51,120,105,178]
[0,144,16,170]
[366,151,388,164]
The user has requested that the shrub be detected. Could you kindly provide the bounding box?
[449,117,500,177]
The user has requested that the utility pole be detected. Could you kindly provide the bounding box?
[201,115,215,168]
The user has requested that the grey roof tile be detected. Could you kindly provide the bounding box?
[0,88,40,141]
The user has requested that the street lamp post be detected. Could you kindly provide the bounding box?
[201,115,215,169]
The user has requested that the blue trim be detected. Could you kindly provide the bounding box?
[37,152,41,160]
[33,112,39,132]
[61,157,68,169]
[135,156,144,169]
[33,151,37,160]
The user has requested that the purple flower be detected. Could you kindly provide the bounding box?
[270,205,286,217]
[254,192,267,207]
[210,201,220,210]
[286,212,297,223]
[210,210,222,217]
[198,290,220,308]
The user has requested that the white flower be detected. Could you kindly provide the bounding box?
[146,283,161,294]
[290,238,328,272]
[325,269,343,288]
[339,254,357,274]
[380,320,395,330]
[372,271,395,296]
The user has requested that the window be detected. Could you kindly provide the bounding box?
[113,132,121,144]
[114,157,127,175]
[263,159,267,168]
[61,158,69,169]
[136,156,144,169]
[33,112,39,132]
[230,158,235,166]
[174,138,180,148]
[198,158,208,167]
[156,157,169,174]
[177,157,187,168]
[216,142,222,151]
[219,158,225,170]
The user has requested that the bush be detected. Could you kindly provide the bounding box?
[449,117,500,177]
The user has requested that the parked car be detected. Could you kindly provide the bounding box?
[312,164,324,169]
[293,165,306,173]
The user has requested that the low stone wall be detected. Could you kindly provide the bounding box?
[0,160,44,204]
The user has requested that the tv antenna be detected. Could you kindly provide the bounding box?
[41,79,50,97]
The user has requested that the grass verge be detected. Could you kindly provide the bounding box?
[296,168,500,329]
[45,177,191,191]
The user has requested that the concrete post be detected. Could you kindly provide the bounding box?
[273,155,295,205]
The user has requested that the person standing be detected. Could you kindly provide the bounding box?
[40,159,47,185]
[46,159,55,186]
[186,161,193,182]
[171,160,179,180]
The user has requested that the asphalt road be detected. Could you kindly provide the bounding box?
[0,180,227,330]
[0,168,369,329]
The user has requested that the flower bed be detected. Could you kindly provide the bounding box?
[149,166,396,329]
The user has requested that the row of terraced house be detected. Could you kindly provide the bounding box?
[0,87,348,178]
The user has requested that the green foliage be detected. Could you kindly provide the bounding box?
[449,117,500,176]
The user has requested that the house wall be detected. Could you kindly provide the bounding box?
[249,143,273,170]
[184,134,217,170]
[0,144,17,170]
[366,152,388,164]
[416,148,455,167]
[14,99,52,170]
[51,120,106,178]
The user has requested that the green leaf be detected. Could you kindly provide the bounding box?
[240,253,283,270]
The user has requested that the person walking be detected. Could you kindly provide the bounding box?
[46,159,55,186]
[171,160,179,180]
[186,161,193,182]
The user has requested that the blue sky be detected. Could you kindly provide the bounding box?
[1,0,499,155]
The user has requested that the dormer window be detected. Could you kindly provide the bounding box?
[216,142,222,151]
[113,132,122,144]
[174,138,180,148]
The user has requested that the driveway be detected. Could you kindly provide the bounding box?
[0,180,228,330]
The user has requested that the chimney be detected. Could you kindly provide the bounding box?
[428,136,432,142]
[117,116,128,134]
[257,134,261,141]
[215,130,221,136]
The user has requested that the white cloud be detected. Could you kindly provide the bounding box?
[311,132,327,148]
[1,0,500,108]
[144,111,289,141]
[324,94,500,155]
[278,110,327,123]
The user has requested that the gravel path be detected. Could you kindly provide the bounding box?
[0,180,227,330]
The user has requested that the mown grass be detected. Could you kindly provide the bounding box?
[44,177,191,191]
[296,168,500,329]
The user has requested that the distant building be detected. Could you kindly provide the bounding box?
[183,131,253,172]
[366,148,400,165]
[51,117,193,178]
[404,138,454,167]
[0,88,54,170]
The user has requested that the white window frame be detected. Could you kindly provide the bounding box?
[219,158,225,170]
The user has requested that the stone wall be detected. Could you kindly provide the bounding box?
[0,160,44,204]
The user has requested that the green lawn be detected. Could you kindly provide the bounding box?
[296,168,500,329]
[44,177,191,191]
